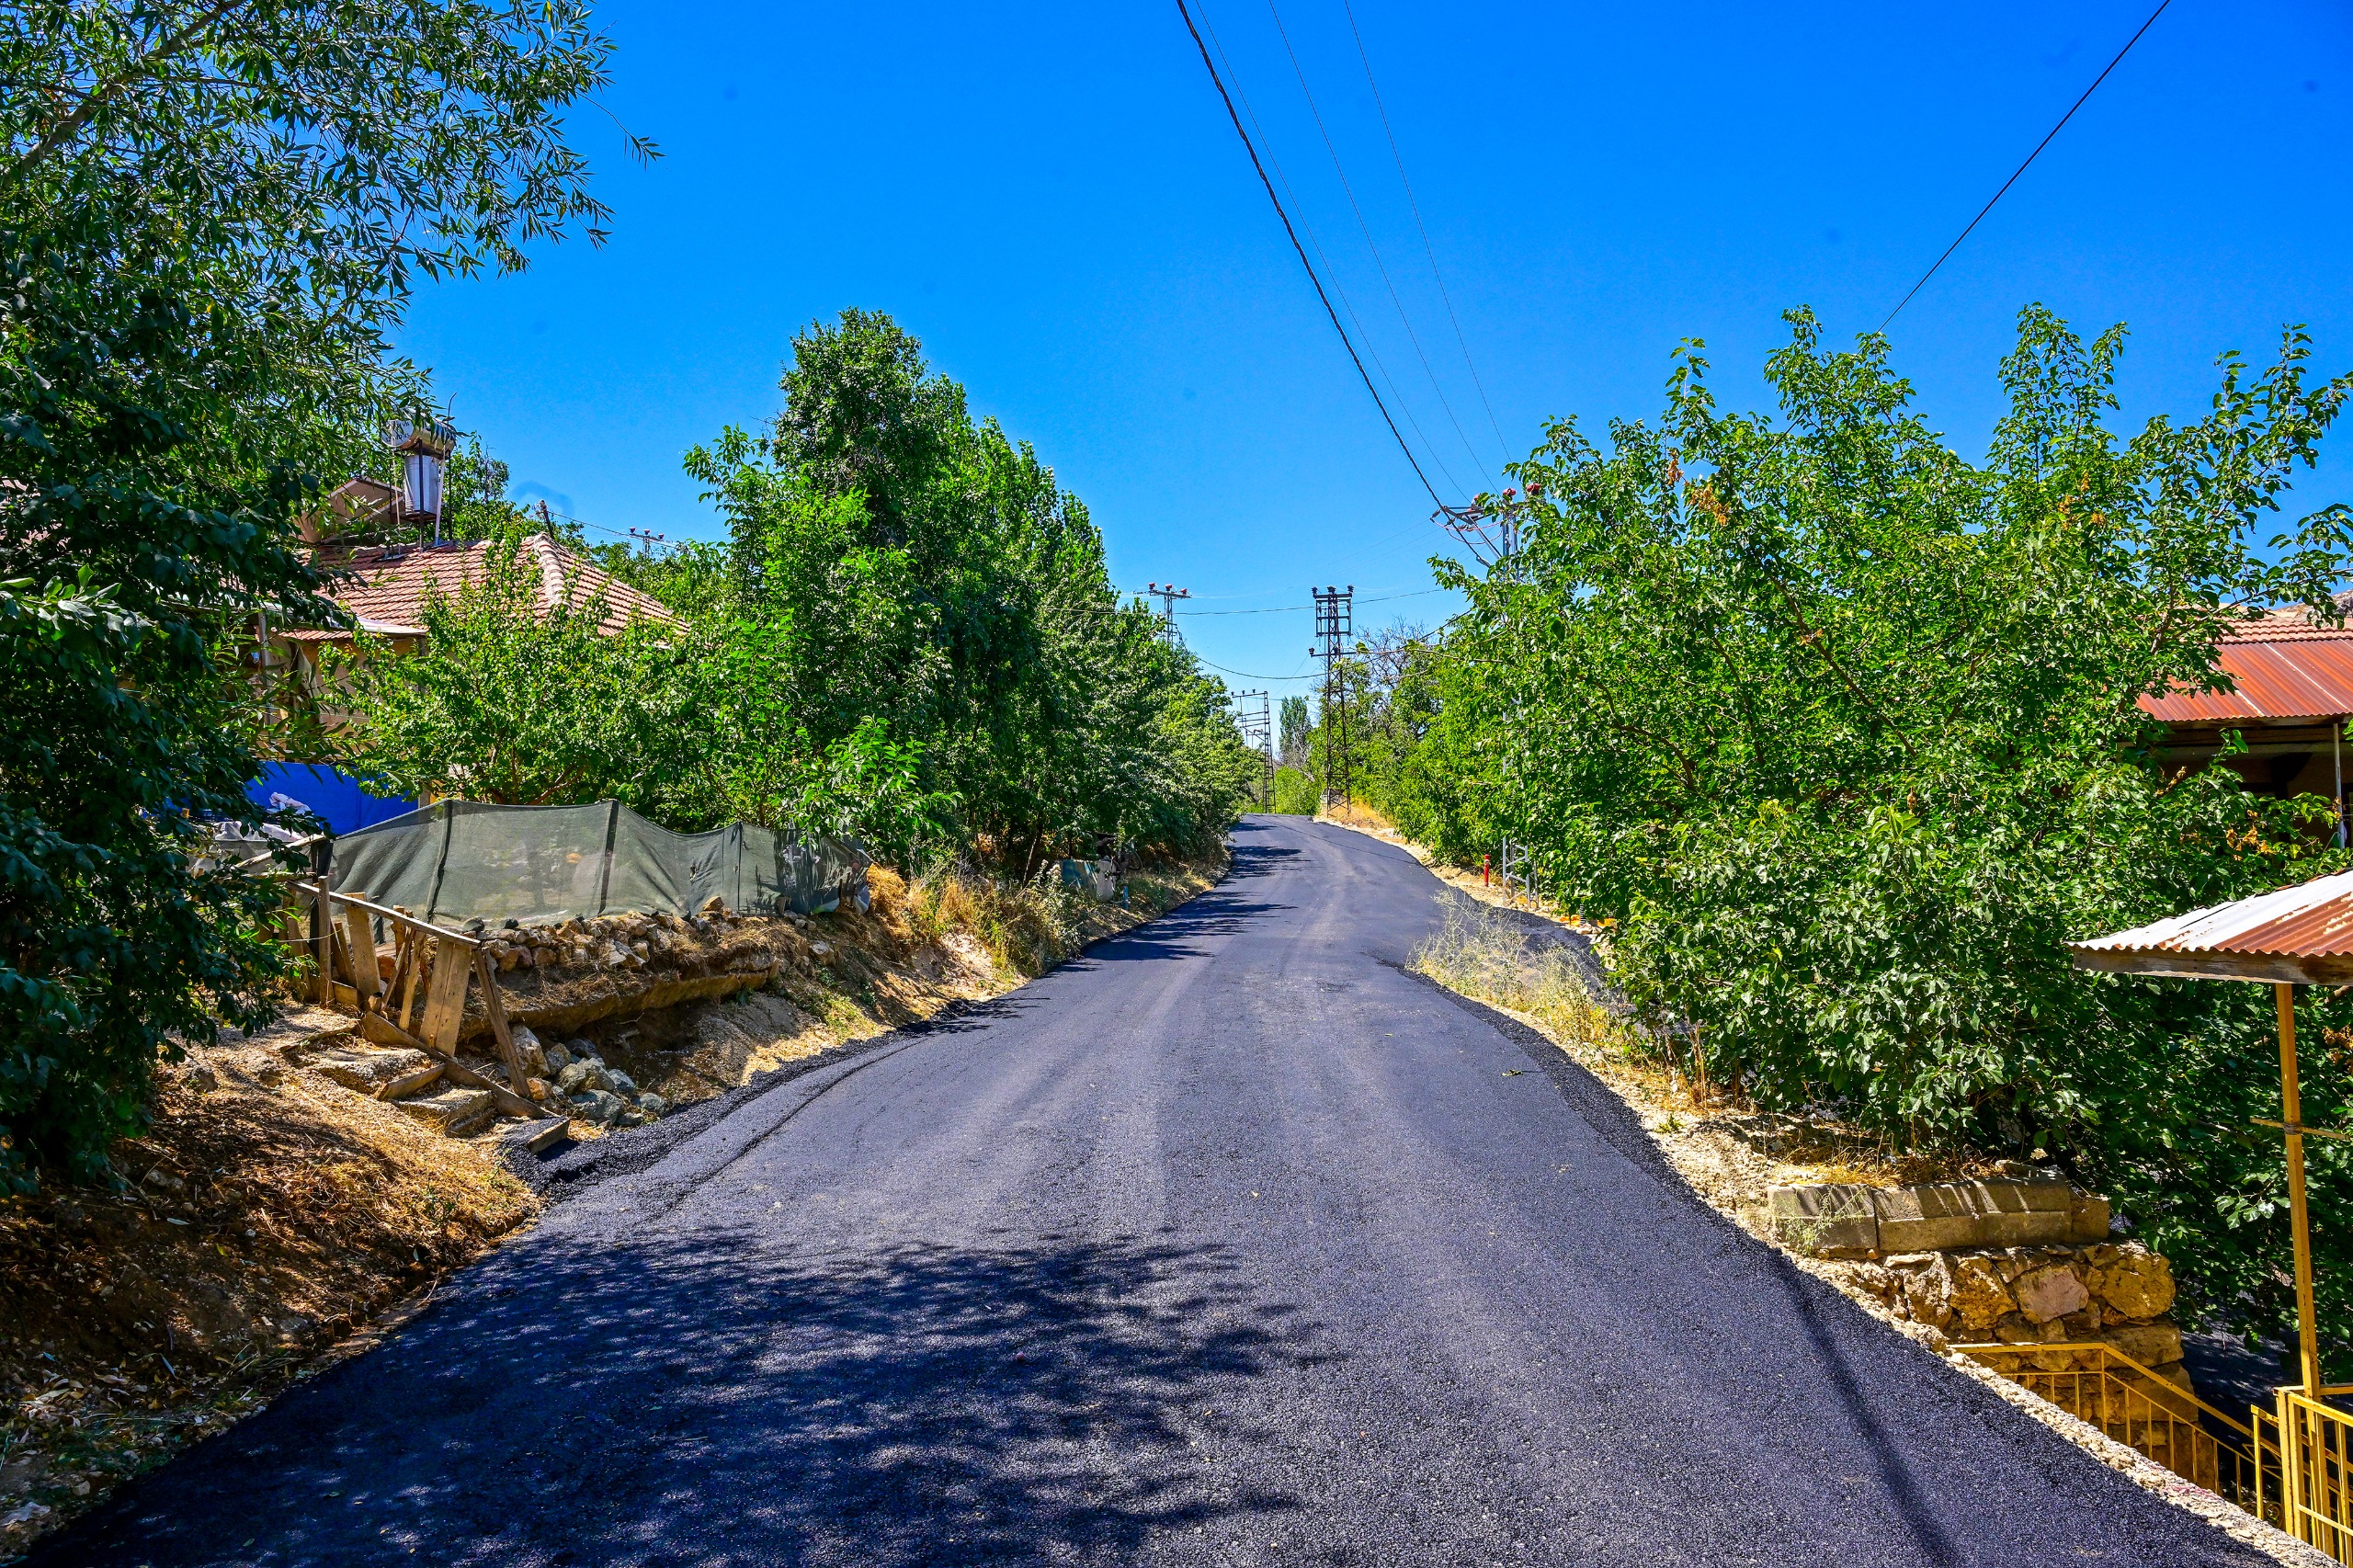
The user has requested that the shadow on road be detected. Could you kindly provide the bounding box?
[1079,881,1288,966]
[1763,1251,1964,1568]
[39,1230,1320,1567]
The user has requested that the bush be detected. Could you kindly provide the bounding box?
[1271,767,1319,816]
[1404,306,2353,1342]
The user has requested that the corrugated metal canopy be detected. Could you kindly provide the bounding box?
[2070,869,2353,984]
[2140,636,2353,726]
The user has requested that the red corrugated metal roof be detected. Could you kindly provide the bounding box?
[2074,869,2353,960]
[2140,638,2353,724]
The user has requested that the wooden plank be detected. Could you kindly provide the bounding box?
[472,947,536,1103]
[384,930,419,1031]
[328,921,358,994]
[358,1010,428,1051]
[417,937,473,1055]
[313,884,334,1006]
[305,884,479,949]
[279,884,310,949]
[340,896,380,1002]
[435,1053,542,1121]
[365,986,539,1119]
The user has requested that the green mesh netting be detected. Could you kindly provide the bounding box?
[327,800,869,925]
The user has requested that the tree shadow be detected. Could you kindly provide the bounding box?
[1220,835,1299,881]
[35,1230,1323,1566]
[1759,1251,1964,1568]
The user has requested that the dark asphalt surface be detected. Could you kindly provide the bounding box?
[35,817,2272,1566]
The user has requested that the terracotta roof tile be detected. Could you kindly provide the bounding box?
[314,534,681,640]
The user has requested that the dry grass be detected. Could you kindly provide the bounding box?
[0,1031,535,1554]
[858,865,1035,977]
[893,856,1223,981]
[1407,889,1986,1213]
[1411,892,1671,1096]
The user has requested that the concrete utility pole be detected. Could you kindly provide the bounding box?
[1311,585,1354,812]
[1233,688,1273,807]
[1146,583,1192,647]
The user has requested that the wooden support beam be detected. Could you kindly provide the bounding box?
[340,895,380,1002]
[358,1009,427,1051]
[278,880,555,1129]
[313,883,334,1006]
[387,930,423,1035]
[472,947,538,1107]
[417,937,472,1055]
[438,1055,543,1122]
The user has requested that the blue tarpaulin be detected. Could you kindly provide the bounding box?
[248,763,415,837]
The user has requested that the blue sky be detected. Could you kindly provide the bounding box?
[398,0,2353,691]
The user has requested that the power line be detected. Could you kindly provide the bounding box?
[1337,0,1511,468]
[1262,0,1487,482]
[1194,653,1324,681]
[1881,0,2172,332]
[1176,585,1450,616]
[1174,0,1448,510]
[1192,1,1461,496]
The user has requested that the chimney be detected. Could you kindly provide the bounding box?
[385,413,458,541]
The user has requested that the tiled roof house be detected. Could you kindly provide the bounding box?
[292,532,681,647]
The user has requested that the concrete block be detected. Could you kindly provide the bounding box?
[2070,1194,2111,1243]
[1770,1184,1879,1254]
[1976,1209,2075,1245]
[1875,1184,1983,1252]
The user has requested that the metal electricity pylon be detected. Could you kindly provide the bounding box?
[1146,582,1192,646]
[1435,482,1537,572]
[1232,688,1273,808]
[1311,585,1354,812]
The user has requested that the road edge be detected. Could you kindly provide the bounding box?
[1362,819,2333,1568]
[506,856,1237,1200]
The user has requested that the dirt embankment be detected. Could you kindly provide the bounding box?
[0,1031,529,1548]
[0,849,1226,1559]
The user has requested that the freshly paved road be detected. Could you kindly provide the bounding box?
[38,817,2272,1567]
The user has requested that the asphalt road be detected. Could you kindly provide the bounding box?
[36,816,2273,1567]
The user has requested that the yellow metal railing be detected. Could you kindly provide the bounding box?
[1958,1343,2268,1511]
[2266,1386,2353,1562]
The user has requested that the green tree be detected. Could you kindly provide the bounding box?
[1409,306,2353,1337]
[1271,767,1319,816]
[333,545,720,824]
[0,0,625,1186]
[1279,695,1313,770]
[688,310,1256,868]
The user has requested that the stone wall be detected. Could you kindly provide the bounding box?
[1772,1176,2189,1404]
[1768,1170,2109,1252]
[439,900,801,1043]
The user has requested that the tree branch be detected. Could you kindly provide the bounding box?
[0,0,251,193]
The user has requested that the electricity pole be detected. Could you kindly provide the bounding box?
[1311,585,1354,813]
[1146,582,1191,646]
[1233,688,1273,808]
